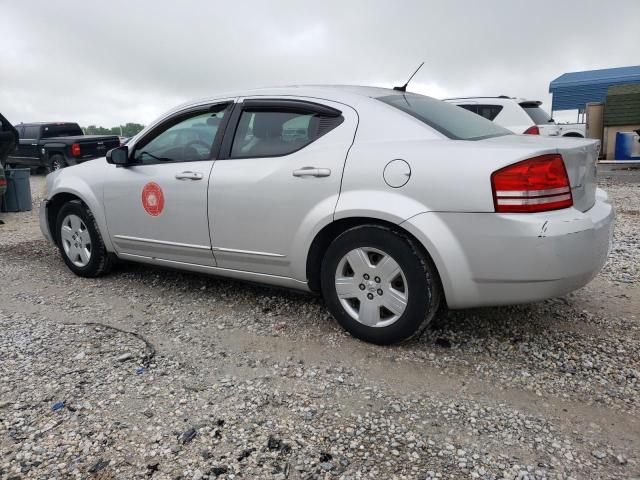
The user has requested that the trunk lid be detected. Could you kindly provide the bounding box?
[484,135,600,212]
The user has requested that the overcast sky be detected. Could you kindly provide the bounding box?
[2,0,639,127]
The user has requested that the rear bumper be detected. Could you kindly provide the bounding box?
[403,188,614,309]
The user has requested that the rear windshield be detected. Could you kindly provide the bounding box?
[41,124,83,138]
[377,93,511,140]
[520,104,553,125]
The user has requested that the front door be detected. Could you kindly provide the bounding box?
[104,103,232,266]
[13,125,40,166]
[208,97,358,279]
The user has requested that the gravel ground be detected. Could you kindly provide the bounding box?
[0,170,638,479]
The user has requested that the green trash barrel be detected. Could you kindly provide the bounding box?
[3,168,32,212]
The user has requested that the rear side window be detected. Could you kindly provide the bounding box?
[520,104,552,125]
[457,104,478,115]
[41,124,84,138]
[378,94,511,140]
[23,125,40,139]
[476,104,503,121]
[230,109,343,158]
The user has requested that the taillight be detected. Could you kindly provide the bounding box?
[523,125,540,135]
[0,178,6,187]
[491,154,573,213]
[71,143,81,157]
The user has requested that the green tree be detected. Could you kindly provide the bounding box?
[84,125,112,135]
[83,123,145,137]
[120,123,145,137]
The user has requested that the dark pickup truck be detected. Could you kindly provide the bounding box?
[7,122,120,172]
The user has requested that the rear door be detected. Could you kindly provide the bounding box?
[103,102,232,266]
[208,97,357,279]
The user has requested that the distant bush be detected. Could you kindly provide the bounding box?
[83,123,145,137]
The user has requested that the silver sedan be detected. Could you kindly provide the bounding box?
[40,86,614,344]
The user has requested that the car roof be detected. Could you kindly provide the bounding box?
[172,85,411,111]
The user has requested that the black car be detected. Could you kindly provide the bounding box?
[7,122,120,172]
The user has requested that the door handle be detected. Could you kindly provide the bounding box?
[292,167,331,178]
[175,171,203,180]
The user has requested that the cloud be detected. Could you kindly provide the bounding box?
[1,0,638,126]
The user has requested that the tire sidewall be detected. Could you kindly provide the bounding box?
[321,226,439,345]
[55,202,105,277]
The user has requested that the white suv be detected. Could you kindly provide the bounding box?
[444,96,585,137]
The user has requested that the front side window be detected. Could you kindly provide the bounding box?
[230,109,341,158]
[134,107,227,164]
[378,93,511,140]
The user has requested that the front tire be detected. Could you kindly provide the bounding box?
[55,201,112,277]
[321,225,441,345]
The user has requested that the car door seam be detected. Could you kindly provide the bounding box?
[333,107,360,221]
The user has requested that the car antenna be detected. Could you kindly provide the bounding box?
[393,62,425,92]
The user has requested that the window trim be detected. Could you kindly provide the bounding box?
[129,102,233,165]
[218,99,344,160]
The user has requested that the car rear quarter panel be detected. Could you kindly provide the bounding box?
[336,137,563,218]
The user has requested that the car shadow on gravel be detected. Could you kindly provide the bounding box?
[3,238,579,344]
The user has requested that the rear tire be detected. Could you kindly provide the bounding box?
[46,155,66,173]
[55,200,113,277]
[321,225,441,345]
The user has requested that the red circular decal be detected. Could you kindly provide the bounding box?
[141,182,165,216]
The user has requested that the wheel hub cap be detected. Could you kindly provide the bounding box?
[60,214,92,267]
[335,247,408,328]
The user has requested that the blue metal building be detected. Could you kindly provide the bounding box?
[549,65,640,113]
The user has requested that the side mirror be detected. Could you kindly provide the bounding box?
[106,146,129,166]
